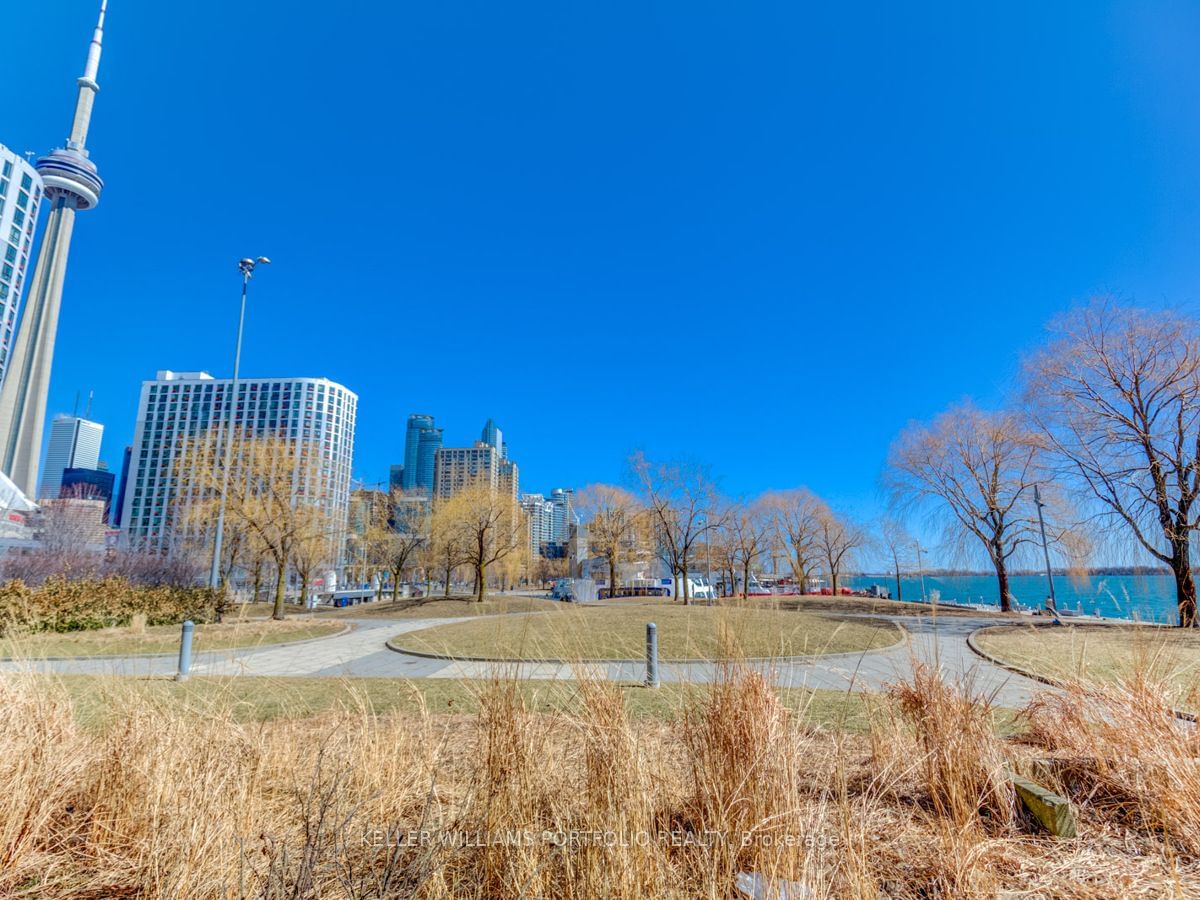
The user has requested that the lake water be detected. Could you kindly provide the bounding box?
[842,573,1182,623]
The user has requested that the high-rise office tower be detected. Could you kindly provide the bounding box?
[400,414,433,491]
[111,444,131,527]
[415,426,443,494]
[0,3,109,497]
[481,418,505,458]
[0,148,43,390]
[120,371,357,555]
[38,413,102,498]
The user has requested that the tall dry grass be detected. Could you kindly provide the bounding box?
[2,659,1200,897]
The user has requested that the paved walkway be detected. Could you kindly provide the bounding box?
[0,613,1046,707]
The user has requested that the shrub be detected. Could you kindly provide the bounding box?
[0,576,221,637]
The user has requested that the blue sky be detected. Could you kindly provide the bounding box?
[5,0,1200,521]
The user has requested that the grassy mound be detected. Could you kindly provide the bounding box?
[974,623,1200,707]
[395,603,902,660]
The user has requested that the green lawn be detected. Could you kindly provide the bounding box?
[36,673,887,733]
[974,623,1200,705]
[0,619,344,658]
[394,603,902,661]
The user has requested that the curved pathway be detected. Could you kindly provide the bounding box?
[0,612,1047,707]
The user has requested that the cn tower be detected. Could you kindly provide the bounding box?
[0,2,108,497]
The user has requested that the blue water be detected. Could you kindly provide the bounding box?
[842,573,1181,623]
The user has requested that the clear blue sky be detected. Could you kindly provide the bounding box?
[5,1,1200,517]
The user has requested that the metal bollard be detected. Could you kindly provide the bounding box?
[645,622,660,689]
[176,620,194,682]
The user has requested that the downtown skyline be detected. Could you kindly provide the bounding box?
[4,1,1200,527]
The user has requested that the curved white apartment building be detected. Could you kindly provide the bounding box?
[0,146,42,388]
[120,370,357,558]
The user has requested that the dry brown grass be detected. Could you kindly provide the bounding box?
[2,662,1200,897]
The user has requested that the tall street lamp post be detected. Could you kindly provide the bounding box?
[914,541,927,603]
[1034,484,1057,610]
[208,257,271,592]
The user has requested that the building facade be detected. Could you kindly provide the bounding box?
[549,488,577,543]
[119,371,357,556]
[0,148,42,390]
[38,413,103,499]
[520,492,554,555]
[433,442,519,501]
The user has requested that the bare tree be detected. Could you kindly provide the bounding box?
[815,505,865,597]
[577,484,643,600]
[877,517,913,603]
[729,498,771,598]
[385,489,428,603]
[1025,300,1200,626]
[887,402,1042,612]
[760,488,825,592]
[632,452,723,605]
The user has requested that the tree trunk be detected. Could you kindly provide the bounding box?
[253,562,262,604]
[894,559,902,602]
[609,558,618,601]
[300,570,309,610]
[393,566,402,604]
[995,556,1012,613]
[681,563,690,606]
[742,560,751,600]
[443,562,452,598]
[829,557,838,597]
[476,561,486,603]
[1172,542,1198,627]
[272,557,286,620]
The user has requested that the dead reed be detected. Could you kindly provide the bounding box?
[1,657,1200,897]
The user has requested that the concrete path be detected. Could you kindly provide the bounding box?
[0,613,1045,707]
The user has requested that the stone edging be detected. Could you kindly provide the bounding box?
[384,618,908,666]
[965,623,1198,723]
[0,622,354,663]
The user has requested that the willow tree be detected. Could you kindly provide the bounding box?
[437,485,525,603]
[181,432,326,620]
[426,499,468,597]
[1026,300,1200,626]
[887,402,1041,613]
[577,484,643,599]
